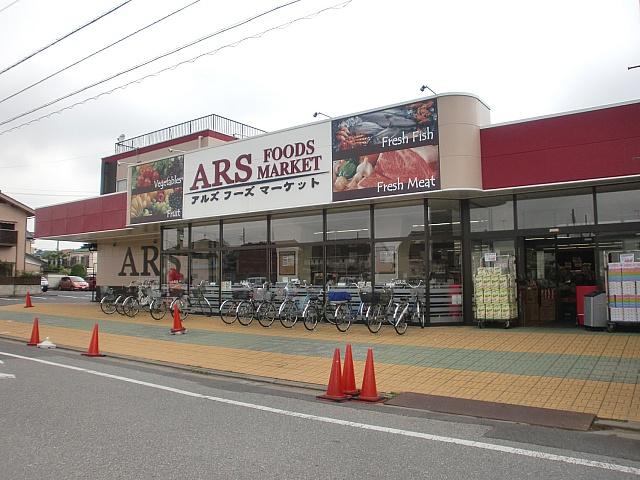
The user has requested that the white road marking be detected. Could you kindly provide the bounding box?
[0,298,21,301]
[1,352,639,476]
[0,373,15,379]
[57,295,86,299]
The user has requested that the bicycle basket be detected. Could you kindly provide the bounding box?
[232,289,251,300]
[328,291,351,302]
[359,291,382,304]
[254,288,273,302]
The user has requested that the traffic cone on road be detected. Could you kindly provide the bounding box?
[27,317,40,346]
[82,323,105,357]
[24,291,33,308]
[358,348,383,402]
[317,348,350,401]
[170,303,186,335]
[341,344,359,396]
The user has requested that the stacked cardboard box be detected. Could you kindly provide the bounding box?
[474,266,518,321]
[608,262,640,324]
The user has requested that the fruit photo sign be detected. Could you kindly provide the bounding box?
[331,99,440,201]
[128,156,184,225]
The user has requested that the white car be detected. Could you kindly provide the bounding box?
[41,276,49,292]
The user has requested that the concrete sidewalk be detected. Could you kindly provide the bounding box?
[1,303,639,423]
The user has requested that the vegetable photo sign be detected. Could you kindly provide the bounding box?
[331,99,440,201]
[129,156,184,225]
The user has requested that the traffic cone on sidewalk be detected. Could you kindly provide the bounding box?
[170,303,186,335]
[82,323,105,357]
[358,348,383,402]
[317,348,350,401]
[24,291,33,308]
[27,317,40,346]
[342,344,359,396]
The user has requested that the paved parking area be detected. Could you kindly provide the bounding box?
[1,302,639,422]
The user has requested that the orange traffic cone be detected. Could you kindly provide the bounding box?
[82,323,105,357]
[317,348,350,401]
[358,348,382,402]
[342,344,359,396]
[24,291,33,308]
[170,303,186,334]
[27,317,40,346]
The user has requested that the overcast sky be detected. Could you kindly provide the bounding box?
[0,0,638,250]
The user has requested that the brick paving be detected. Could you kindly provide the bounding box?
[1,302,639,422]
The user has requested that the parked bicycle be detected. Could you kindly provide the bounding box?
[149,281,212,321]
[99,287,118,314]
[302,288,351,332]
[236,284,277,327]
[122,280,156,317]
[388,281,426,335]
[366,286,409,335]
[278,282,306,328]
[333,284,375,333]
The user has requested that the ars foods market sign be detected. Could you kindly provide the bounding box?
[331,99,440,201]
[183,123,331,219]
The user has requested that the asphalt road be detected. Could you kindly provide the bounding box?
[0,338,639,479]
[0,290,95,306]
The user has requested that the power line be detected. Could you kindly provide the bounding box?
[0,0,303,128]
[0,0,21,15]
[0,150,112,169]
[0,0,352,136]
[0,0,201,106]
[0,0,133,77]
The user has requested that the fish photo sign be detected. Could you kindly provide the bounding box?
[331,99,440,201]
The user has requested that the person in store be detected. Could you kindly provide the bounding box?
[168,265,184,295]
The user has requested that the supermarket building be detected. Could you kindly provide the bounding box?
[35,93,640,328]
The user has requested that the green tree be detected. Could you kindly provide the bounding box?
[70,264,87,278]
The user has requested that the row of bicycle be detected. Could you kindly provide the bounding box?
[99,280,213,321]
[98,280,427,335]
[218,283,425,334]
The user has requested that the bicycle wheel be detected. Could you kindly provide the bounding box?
[149,298,167,320]
[257,302,276,327]
[219,300,238,324]
[200,296,213,317]
[303,304,319,331]
[237,301,254,326]
[279,300,298,328]
[115,295,126,315]
[334,303,352,332]
[366,304,383,333]
[411,305,425,328]
[178,298,189,321]
[124,297,140,317]
[393,303,408,335]
[100,296,116,314]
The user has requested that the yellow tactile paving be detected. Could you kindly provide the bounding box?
[1,314,639,423]
[5,303,640,359]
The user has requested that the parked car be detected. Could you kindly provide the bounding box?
[58,276,89,291]
[41,276,48,292]
[86,275,96,291]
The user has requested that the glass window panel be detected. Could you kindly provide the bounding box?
[517,189,594,229]
[326,207,370,241]
[273,245,324,287]
[162,226,187,250]
[222,248,268,286]
[222,218,267,247]
[429,199,461,236]
[190,253,219,286]
[191,223,220,250]
[470,196,514,232]
[374,241,425,285]
[374,202,424,239]
[596,184,640,224]
[326,243,371,287]
[271,211,323,244]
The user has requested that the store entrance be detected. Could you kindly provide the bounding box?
[522,235,596,326]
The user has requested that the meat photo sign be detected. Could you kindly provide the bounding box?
[183,122,332,219]
[331,99,440,201]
